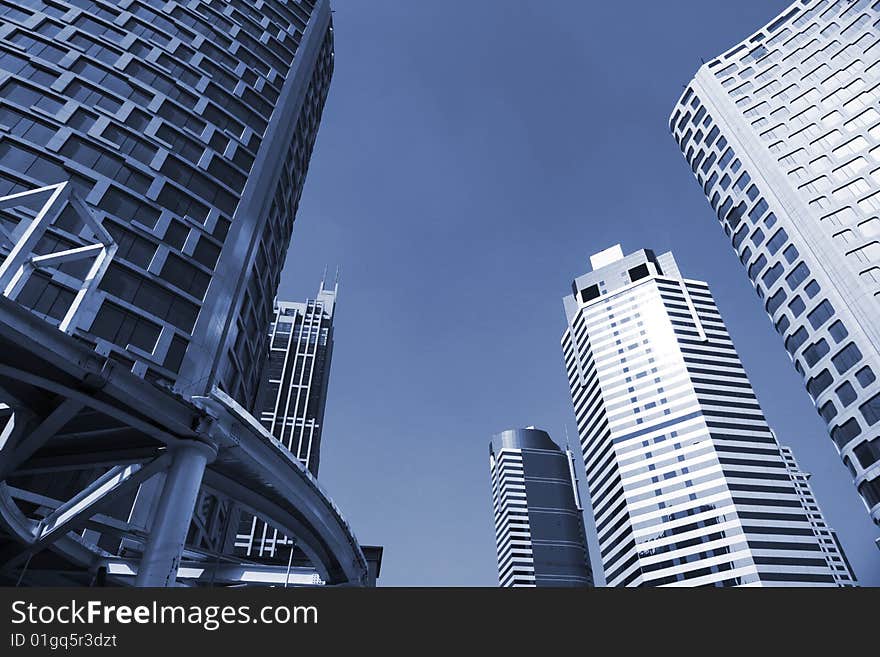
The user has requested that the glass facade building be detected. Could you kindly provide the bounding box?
[235,278,337,561]
[489,427,593,588]
[562,245,853,586]
[0,0,334,412]
[670,0,880,527]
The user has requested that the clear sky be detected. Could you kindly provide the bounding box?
[277,0,880,586]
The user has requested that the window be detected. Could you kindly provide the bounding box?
[748,255,767,281]
[89,301,160,353]
[807,369,834,398]
[836,382,857,406]
[859,393,880,426]
[785,327,808,354]
[766,229,788,255]
[763,263,784,287]
[803,339,830,367]
[831,418,861,448]
[786,263,809,289]
[789,296,806,317]
[775,314,790,334]
[748,198,769,222]
[856,366,875,388]
[766,289,786,314]
[804,281,820,298]
[628,264,650,283]
[783,245,799,264]
[819,400,837,423]
[829,320,848,343]
[832,343,862,374]
[853,438,880,469]
[808,300,834,329]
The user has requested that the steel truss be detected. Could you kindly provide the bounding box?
[0,184,369,587]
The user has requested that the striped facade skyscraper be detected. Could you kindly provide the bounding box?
[562,245,854,586]
[779,445,857,585]
[489,427,593,588]
[670,0,880,528]
[235,277,337,561]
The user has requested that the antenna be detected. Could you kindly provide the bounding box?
[334,265,340,291]
[320,264,328,291]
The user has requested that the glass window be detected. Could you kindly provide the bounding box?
[829,320,848,343]
[748,254,767,281]
[783,245,799,264]
[832,343,862,374]
[804,339,830,367]
[766,289,786,314]
[856,366,875,388]
[808,300,834,329]
[775,314,790,334]
[789,296,806,317]
[859,393,880,426]
[819,400,837,423]
[805,281,821,298]
[786,327,809,354]
[786,263,810,289]
[836,382,857,406]
[749,198,769,222]
[853,438,880,468]
[761,262,783,288]
[808,369,834,397]
[766,228,788,254]
[832,418,861,448]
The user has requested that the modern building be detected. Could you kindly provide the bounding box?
[561,245,853,586]
[669,0,880,527]
[0,0,333,410]
[779,445,857,585]
[489,427,593,587]
[235,277,337,561]
[0,1,376,587]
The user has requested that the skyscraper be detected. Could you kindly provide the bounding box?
[670,0,880,527]
[489,427,593,588]
[235,277,337,561]
[0,0,333,410]
[0,1,372,586]
[779,445,857,586]
[562,245,853,586]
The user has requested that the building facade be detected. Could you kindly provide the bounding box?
[779,445,857,585]
[0,0,333,411]
[670,0,880,526]
[235,278,337,561]
[0,0,342,583]
[562,245,852,586]
[489,427,593,588]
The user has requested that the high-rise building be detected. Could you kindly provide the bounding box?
[779,445,857,586]
[489,427,593,588]
[235,277,337,561]
[561,245,853,586]
[669,0,880,527]
[0,1,371,586]
[0,0,333,410]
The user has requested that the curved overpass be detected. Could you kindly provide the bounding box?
[0,293,368,586]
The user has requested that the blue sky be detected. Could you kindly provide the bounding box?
[277,1,880,586]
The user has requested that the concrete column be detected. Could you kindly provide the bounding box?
[135,443,212,587]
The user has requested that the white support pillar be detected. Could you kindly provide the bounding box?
[135,443,213,587]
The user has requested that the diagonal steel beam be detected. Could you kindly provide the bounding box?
[0,398,82,480]
[33,453,171,547]
[0,363,189,448]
